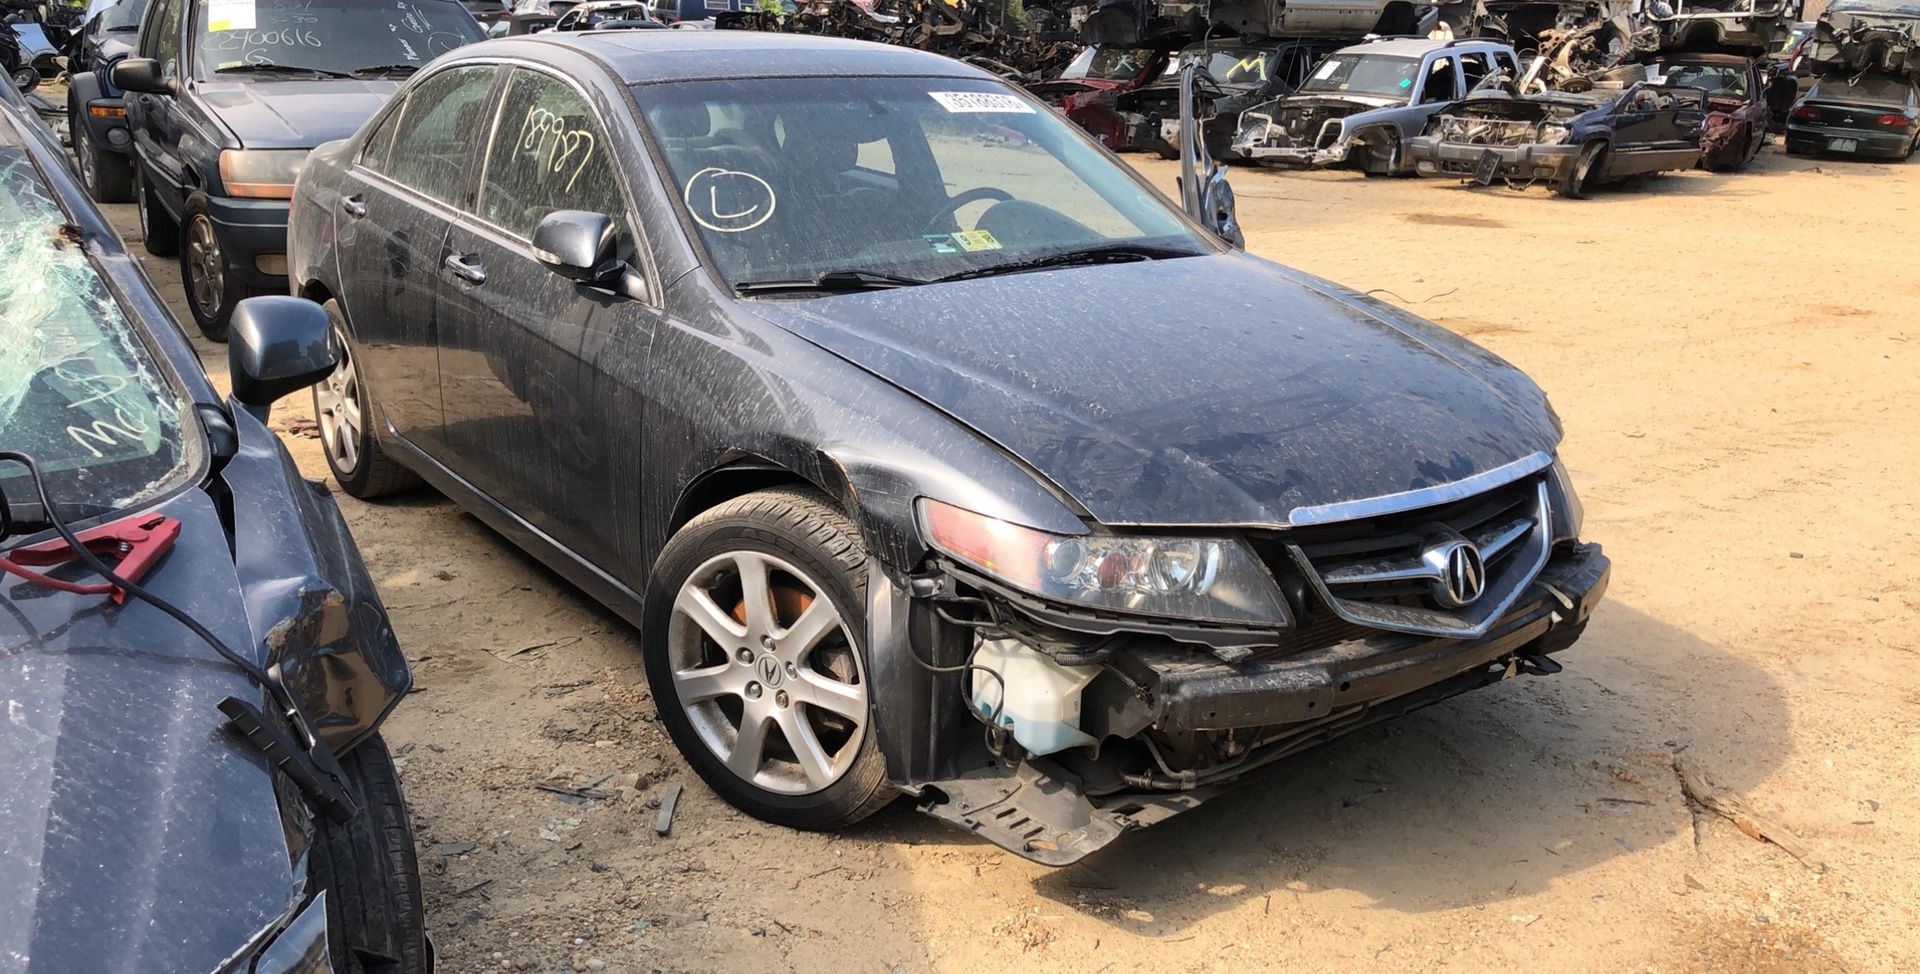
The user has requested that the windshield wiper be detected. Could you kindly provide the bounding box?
[213,63,354,79]
[351,63,423,78]
[931,244,1200,284]
[733,269,929,295]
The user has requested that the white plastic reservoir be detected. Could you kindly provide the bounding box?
[969,637,1101,756]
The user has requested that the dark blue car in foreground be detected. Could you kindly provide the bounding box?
[0,85,428,974]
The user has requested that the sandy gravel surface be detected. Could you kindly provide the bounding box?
[101,142,1920,973]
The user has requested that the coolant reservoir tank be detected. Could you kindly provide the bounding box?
[969,637,1101,756]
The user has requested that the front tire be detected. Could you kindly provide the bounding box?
[181,195,259,341]
[68,106,133,203]
[312,735,428,974]
[313,300,422,498]
[1557,141,1606,199]
[643,488,894,831]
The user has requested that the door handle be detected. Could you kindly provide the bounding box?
[341,194,366,218]
[443,253,486,284]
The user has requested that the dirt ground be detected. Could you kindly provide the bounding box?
[97,144,1920,973]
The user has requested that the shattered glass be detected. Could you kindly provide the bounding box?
[0,148,191,513]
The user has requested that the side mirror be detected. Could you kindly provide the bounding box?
[531,209,621,284]
[228,296,339,418]
[1176,62,1244,248]
[111,58,172,95]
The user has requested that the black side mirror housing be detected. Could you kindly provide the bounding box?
[228,296,339,418]
[111,58,172,95]
[531,209,623,284]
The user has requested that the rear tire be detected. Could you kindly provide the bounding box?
[312,735,428,974]
[643,487,894,831]
[314,299,423,499]
[135,168,179,257]
[1557,142,1605,199]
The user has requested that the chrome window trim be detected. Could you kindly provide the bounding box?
[1286,450,1555,526]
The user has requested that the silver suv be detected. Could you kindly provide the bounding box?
[1233,36,1521,175]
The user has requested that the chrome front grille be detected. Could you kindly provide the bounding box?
[1280,473,1553,640]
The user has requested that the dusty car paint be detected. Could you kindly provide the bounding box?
[289,31,1607,862]
[0,94,413,971]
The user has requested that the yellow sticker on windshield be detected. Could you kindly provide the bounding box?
[207,0,256,32]
[951,230,1001,253]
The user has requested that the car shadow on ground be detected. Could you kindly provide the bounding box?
[857,599,1791,933]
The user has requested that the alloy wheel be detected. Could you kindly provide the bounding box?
[314,337,363,475]
[185,214,225,318]
[667,551,867,795]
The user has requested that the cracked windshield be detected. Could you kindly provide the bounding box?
[637,75,1208,289]
[0,150,192,514]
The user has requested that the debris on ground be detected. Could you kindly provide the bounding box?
[654,782,683,836]
[1673,755,1828,874]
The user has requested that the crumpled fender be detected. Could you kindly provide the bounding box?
[221,403,409,753]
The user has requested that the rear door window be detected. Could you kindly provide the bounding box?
[475,68,627,239]
[1459,53,1491,91]
[382,65,500,205]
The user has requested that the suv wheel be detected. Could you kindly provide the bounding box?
[311,735,428,974]
[68,106,133,203]
[313,300,421,498]
[181,195,260,341]
[135,169,179,257]
[1557,142,1606,199]
[643,488,894,830]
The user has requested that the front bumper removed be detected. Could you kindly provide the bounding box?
[915,542,1609,865]
[1408,136,1582,184]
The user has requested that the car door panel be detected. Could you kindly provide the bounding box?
[335,64,502,454]
[434,66,664,571]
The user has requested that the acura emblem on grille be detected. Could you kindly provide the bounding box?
[1421,537,1487,608]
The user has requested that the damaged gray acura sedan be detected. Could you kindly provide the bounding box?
[287,30,1610,864]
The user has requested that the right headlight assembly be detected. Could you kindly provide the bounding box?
[916,498,1290,627]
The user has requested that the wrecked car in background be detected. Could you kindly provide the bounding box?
[1802,0,1920,77]
[1784,71,1920,158]
[289,30,1607,865]
[1408,79,1706,195]
[0,90,427,974]
[1653,52,1769,169]
[1641,0,1796,54]
[1234,36,1521,174]
[1118,37,1344,157]
[1026,45,1166,151]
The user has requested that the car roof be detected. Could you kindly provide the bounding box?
[1336,37,1499,58]
[519,31,996,84]
[1656,52,1752,67]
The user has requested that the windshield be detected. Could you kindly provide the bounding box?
[1663,61,1748,98]
[1165,45,1274,87]
[0,148,194,517]
[1298,54,1420,97]
[637,76,1208,290]
[1060,46,1151,82]
[192,0,486,80]
[99,0,150,30]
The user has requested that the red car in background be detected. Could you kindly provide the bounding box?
[1656,53,1772,171]
[1027,45,1168,150]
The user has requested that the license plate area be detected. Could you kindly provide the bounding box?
[1829,138,1858,153]
[1472,149,1502,185]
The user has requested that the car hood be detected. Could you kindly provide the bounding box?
[0,489,297,974]
[195,79,403,149]
[744,252,1559,527]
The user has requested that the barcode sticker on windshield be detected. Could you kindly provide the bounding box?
[207,0,256,31]
[929,91,1035,114]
